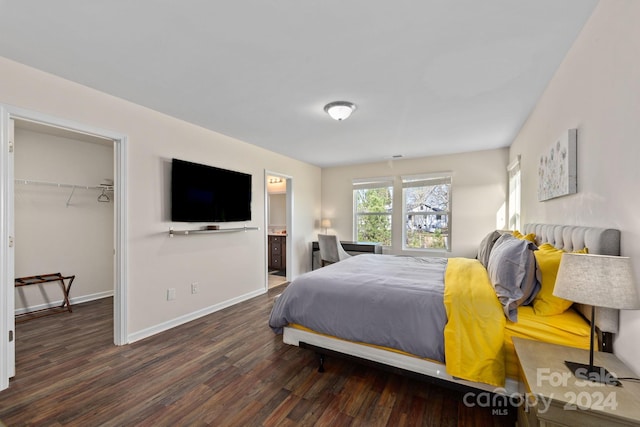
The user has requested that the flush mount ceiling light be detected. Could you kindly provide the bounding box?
[324,101,356,121]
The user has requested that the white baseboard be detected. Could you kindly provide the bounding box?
[14,290,114,315]
[127,288,267,344]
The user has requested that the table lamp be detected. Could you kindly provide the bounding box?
[321,219,332,235]
[553,253,640,385]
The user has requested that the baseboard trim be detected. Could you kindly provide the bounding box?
[127,288,267,344]
[14,290,114,315]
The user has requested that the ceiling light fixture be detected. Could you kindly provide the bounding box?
[324,101,356,121]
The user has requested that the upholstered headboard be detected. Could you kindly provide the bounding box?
[523,223,621,335]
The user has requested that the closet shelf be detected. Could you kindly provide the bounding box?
[169,226,260,237]
[15,178,113,191]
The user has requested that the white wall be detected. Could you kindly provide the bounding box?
[14,127,114,311]
[321,148,509,258]
[0,56,321,339]
[509,0,640,374]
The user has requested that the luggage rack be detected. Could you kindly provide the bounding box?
[14,273,75,322]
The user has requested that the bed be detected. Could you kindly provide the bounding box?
[268,224,621,394]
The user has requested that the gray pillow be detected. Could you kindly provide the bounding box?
[477,230,503,268]
[487,233,540,322]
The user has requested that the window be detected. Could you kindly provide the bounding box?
[508,156,521,230]
[353,178,393,246]
[402,173,452,251]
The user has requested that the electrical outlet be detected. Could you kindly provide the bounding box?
[167,288,176,301]
[191,282,199,294]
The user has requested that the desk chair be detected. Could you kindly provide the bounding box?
[317,234,352,267]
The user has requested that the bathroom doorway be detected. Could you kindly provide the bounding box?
[266,173,290,288]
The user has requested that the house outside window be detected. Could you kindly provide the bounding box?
[402,173,452,251]
[353,177,393,246]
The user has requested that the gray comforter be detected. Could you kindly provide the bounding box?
[268,254,448,362]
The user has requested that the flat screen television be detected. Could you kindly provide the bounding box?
[171,158,252,222]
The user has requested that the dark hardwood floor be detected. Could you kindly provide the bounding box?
[0,285,516,426]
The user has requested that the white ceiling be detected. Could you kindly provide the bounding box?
[0,1,598,167]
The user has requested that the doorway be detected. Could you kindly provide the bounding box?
[0,106,128,391]
[265,172,292,289]
[13,120,114,319]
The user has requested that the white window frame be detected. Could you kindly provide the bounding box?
[508,155,521,231]
[402,172,452,252]
[353,177,394,246]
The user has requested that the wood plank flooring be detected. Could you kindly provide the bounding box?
[0,285,516,426]
[268,273,287,289]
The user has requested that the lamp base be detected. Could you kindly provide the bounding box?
[564,361,621,386]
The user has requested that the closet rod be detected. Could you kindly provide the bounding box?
[14,178,113,191]
[15,179,113,206]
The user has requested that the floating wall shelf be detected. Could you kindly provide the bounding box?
[169,226,259,237]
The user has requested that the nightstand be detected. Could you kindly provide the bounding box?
[513,337,640,427]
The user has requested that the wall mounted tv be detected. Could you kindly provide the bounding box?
[171,158,252,222]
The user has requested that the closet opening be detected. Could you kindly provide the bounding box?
[13,119,115,343]
[0,106,128,391]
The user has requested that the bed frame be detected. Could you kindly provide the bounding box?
[282,224,621,395]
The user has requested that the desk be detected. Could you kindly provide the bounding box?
[311,240,382,270]
[15,273,75,322]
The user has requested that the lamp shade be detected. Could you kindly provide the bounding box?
[324,101,356,121]
[554,253,640,310]
[321,219,332,229]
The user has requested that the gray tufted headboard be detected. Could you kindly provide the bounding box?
[523,223,621,335]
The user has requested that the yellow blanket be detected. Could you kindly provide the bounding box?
[444,258,506,387]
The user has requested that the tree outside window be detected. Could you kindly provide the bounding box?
[353,180,393,246]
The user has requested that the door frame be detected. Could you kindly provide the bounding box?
[264,170,293,287]
[0,104,129,391]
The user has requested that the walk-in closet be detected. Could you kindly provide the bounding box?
[13,120,114,323]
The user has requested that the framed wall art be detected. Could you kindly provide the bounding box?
[538,129,577,201]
